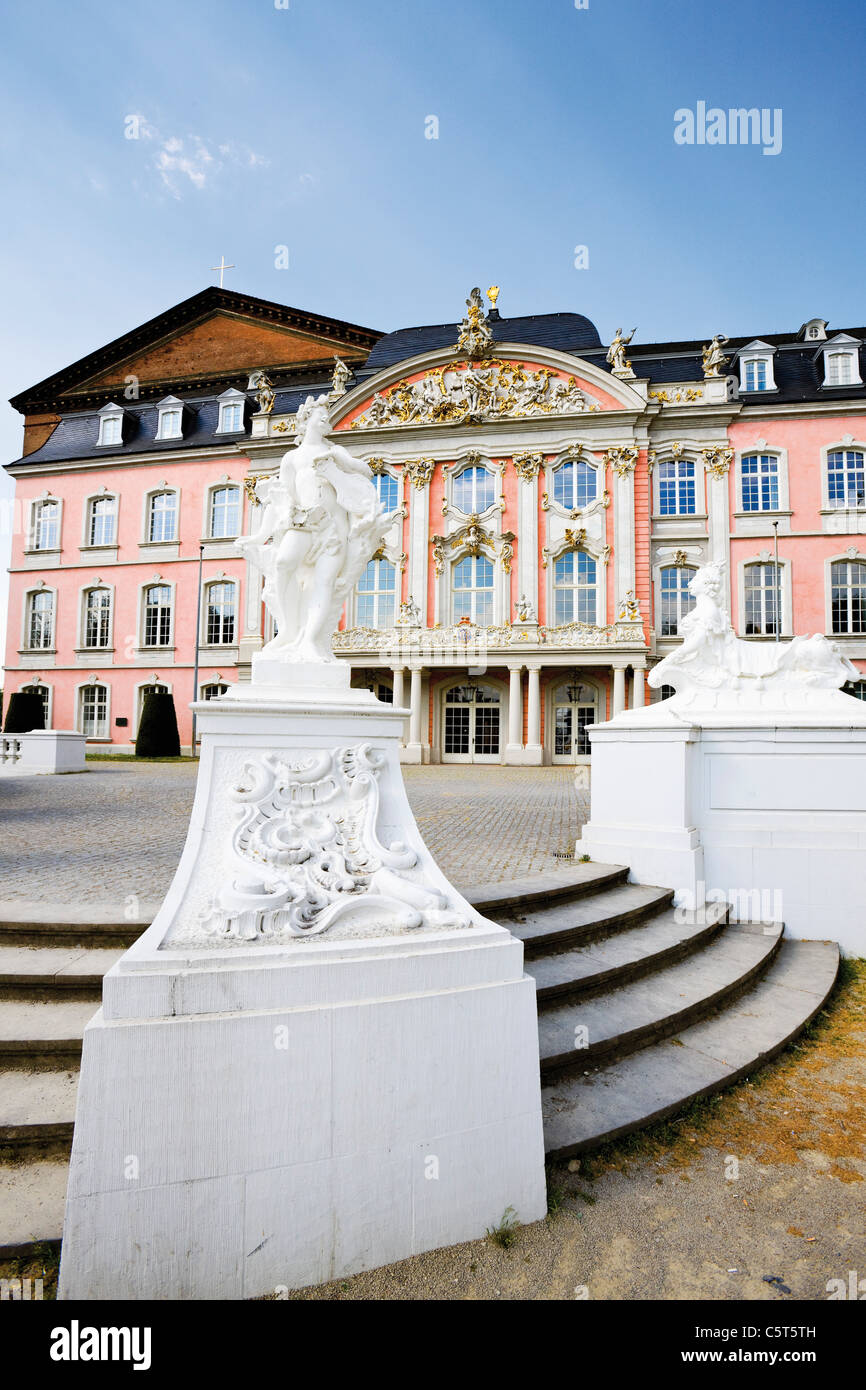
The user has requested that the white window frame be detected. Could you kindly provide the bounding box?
[658,564,698,638]
[155,395,185,441]
[29,496,62,552]
[548,675,600,764]
[369,467,402,518]
[449,550,498,627]
[821,336,862,389]
[23,585,56,651]
[76,680,111,740]
[202,578,238,647]
[79,585,115,652]
[83,491,118,549]
[550,454,599,514]
[550,548,600,627]
[353,556,399,630]
[443,453,504,520]
[821,440,866,513]
[737,340,778,394]
[545,539,608,628]
[200,680,231,701]
[653,452,705,518]
[736,555,792,638]
[144,488,180,544]
[207,482,242,539]
[736,450,788,514]
[140,580,175,650]
[216,388,247,435]
[96,403,125,448]
[826,552,866,637]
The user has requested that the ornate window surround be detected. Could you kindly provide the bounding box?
[96,402,126,448]
[360,457,406,521]
[819,335,863,389]
[651,444,707,522]
[544,445,606,520]
[544,534,607,628]
[651,546,704,640]
[546,673,601,765]
[433,529,506,628]
[737,340,778,394]
[155,395,187,442]
[442,450,505,522]
[348,551,404,630]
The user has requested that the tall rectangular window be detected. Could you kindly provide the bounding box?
[827,450,865,509]
[28,591,54,649]
[744,563,780,636]
[660,567,696,637]
[84,589,112,649]
[33,500,59,550]
[743,360,768,391]
[831,560,866,635]
[80,685,108,738]
[148,492,178,542]
[741,455,779,513]
[206,582,236,644]
[143,585,172,647]
[658,459,696,516]
[89,496,117,546]
[209,486,241,538]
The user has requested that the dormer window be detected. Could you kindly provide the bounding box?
[97,403,125,447]
[798,318,828,342]
[821,335,862,389]
[216,389,247,435]
[738,341,777,393]
[156,395,185,441]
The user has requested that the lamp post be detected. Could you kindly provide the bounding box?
[772,520,781,642]
[191,543,204,755]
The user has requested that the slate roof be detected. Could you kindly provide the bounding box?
[364,311,603,370]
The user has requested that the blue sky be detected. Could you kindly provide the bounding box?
[1,0,865,653]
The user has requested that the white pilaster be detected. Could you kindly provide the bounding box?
[525,664,543,764]
[505,664,524,763]
[612,456,637,613]
[392,666,406,745]
[408,480,430,627]
[404,665,426,764]
[612,664,627,716]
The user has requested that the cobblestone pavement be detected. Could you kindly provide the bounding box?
[0,762,589,914]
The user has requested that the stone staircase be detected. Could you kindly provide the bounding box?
[0,866,840,1255]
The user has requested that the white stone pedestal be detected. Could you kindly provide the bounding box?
[580,695,866,955]
[59,673,546,1299]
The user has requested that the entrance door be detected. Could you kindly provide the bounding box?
[442,682,501,763]
[552,682,596,763]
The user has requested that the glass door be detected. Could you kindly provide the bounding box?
[552,681,596,763]
[442,683,501,762]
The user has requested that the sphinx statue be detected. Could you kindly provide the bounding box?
[237,395,389,666]
[649,561,859,708]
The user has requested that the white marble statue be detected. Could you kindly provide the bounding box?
[649,561,859,704]
[237,395,389,665]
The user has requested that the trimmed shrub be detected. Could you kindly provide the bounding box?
[135,692,181,758]
[4,691,46,733]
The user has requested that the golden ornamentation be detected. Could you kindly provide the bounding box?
[648,387,703,404]
[486,286,500,309]
[366,456,387,474]
[673,549,689,567]
[702,334,729,379]
[606,327,636,379]
[456,287,494,359]
[405,457,436,490]
[513,451,544,482]
[617,591,641,621]
[431,515,497,575]
[564,527,587,548]
[243,475,262,505]
[541,491,551,511]
[500,530,516,574]
[272,419,293,433]
[701,445,734,478]
[604,445,639,477]
[348,359,593,429]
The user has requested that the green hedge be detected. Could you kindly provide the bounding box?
[4,691,46,733]
[135,692,181,758]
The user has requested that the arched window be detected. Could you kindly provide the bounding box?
[32,499,59,551]
[657,684,676,701]
[553,457,597,511]
[827,450,865,509]
[373,473,398,513]
[79,684,108,738]
[658,458,696,516]
[744,563,780,636]
[453,465,494,514]
[831,559,866,634]
[148,491,178,543]
[552,550,597,626]
[22,684,50,726]
[660,566,696,637]
[201,682,230,700]
[88,495,117,546]
[205,582,236,644]
[356,558,397,629]
[143,585,172,647]
[826,353,854,386]
[844,680,866,701]
[742,359,768,391]
[740,455,779,513]
[209,485,241,538]
[452,554,494,626]
[84,589,112,649]
[27,590,54,649]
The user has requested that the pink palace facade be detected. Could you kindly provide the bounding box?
[5,286,866,761]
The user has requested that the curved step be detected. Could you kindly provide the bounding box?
[469,863,629,916]
[538,923,782,1072]
[507,883,676,957]
[0,1158,68,1257]
[526,903,728,1001]
[543,939,840,1158]
[0,1069,77,1148]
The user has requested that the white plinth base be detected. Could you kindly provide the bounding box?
[580,702,866,955]
[59,683,546,1299]
[0,730,86,775]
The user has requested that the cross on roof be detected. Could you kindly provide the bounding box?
[211,256,235,288]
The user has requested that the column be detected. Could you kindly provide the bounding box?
[631,663,646,709]
[612,664,627,717]
[407,466,431,626]
[505,664,524,763]
[611,448,637,617]
[705,451,733,616]
[525,664,543,764]
[403,665,425,764]
[237,549,264,681]
[392,666,406,746]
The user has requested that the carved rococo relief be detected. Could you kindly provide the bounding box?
[604,445,639,477]
[701,446,734,478]
[349,361,597,430]
[199,744,468,942]
[513,451,544,482]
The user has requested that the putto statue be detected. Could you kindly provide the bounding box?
[701,334,729,379]
[649,561,859,708]
[330,354,351,398]
[456,287,494,359]
[606,326,636,378]
[249,369,275,415]
[237,395,389,665]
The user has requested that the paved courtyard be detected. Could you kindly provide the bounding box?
[0,762,589,917]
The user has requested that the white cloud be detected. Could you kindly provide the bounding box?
[130,117,268,198]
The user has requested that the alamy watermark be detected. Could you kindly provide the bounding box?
[674,880,783,926]
[674,102,782,157]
